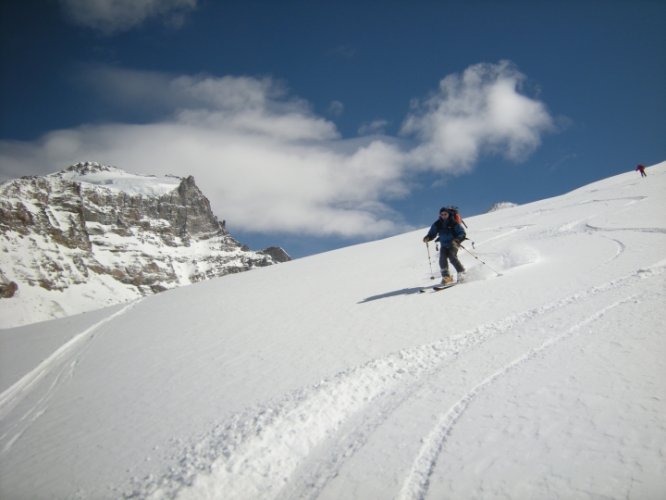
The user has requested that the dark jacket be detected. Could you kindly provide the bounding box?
[425,217,466,249]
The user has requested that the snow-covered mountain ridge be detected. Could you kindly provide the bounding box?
[0,162,664,499]
[487,201,518,212]
[0,162,290,327]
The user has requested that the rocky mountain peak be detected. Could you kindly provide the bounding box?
[60,160,117,176]
[487,201,519,213]
[0,162,290,327]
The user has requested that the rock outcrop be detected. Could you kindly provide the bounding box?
[0,162,290,327]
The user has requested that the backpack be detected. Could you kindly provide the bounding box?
[440,206,467,228]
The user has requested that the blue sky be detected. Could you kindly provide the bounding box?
[1,0,664,258]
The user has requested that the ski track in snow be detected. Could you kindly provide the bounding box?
[585,223,666,235]
[133,261,666,500]
[1,168,663,499]
[396,292,649,500]
[0,301,138,456]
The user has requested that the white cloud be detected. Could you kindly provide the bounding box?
[358,119,390,136]
[0,68,407,238]
[0,62,554,240]
[59,0,198,34]
[328,100,345,117]
[401,60,554,173]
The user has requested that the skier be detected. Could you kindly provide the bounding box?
[635,164,647,178]
[423,207,466,285]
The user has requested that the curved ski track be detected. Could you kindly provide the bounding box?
[0,302,137,456]
[135,261,666,500]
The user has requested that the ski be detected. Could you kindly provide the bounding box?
[419,282,457,293]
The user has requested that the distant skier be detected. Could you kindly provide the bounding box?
[635,164,647,177]
[423,207,466,285]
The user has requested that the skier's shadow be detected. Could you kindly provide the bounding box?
[358,286,425,304]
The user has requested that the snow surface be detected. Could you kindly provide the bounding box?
[1,163,665,499]
[55,165,182,196]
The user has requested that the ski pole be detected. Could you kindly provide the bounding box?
[459,243,503,276]
[425,242,435,280]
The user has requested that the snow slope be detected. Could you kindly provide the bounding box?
[1,163,665,499]
[56,164,182,196]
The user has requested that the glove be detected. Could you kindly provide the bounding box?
[423,236,430,243]
[452,240,461,248]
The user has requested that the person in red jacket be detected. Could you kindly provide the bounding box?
[636,164,647,177]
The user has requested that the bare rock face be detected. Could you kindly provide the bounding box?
[0,162,290,327]
[487,201,518,213]
[0,278,18,298]
[259,246,292,263]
